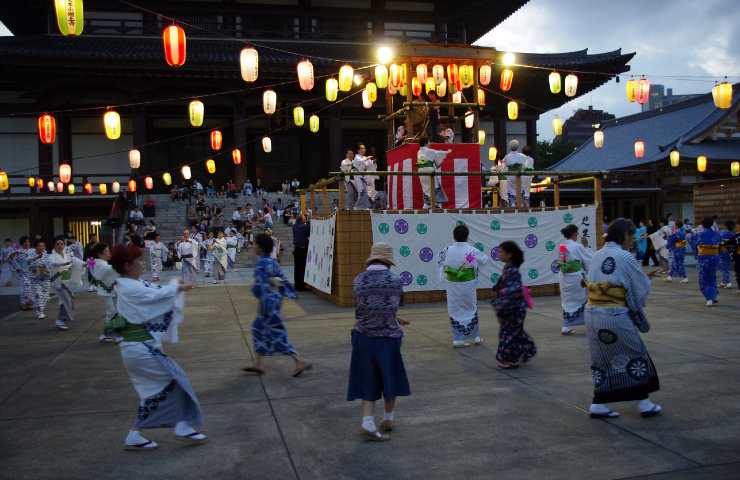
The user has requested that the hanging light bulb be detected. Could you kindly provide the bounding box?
[128,149,141,169]
[104,109,121,140]
[374,65,388,89]
[263,90,277,115]
[189,99,204,127]
[712,82,733,109]
[594,130,604,148]
[432,64,445,84]
[500,69,514,92]
[477,88,485,106]
[54,0,84,36]
[552,116,563,136]
[84,182,93,194]
[564,74,578,97]
[425,77,436,94]
[309,115,319,133]
[488,146,497,161]
[144,176,154,190]
[338,64,354,92]
[634,140,645,158]
[210,130,222,151]
[38,113,56,144]
[464,110,474,129]
[325,78,338,102]
[99,183,107,195]
[128,179,136,192]
[626,78,637,102]
[479,64,492,86]
[696,155,707,172]
[181,165,192,180]
[162,172,172,186]
[262,136,272,152]
[376,45,394,65]
[636,77,650,104]
[365,82,378,103]
[731,161,739,177]
[452,91,462,104]
[501,52,516,67]
[232,148,242,165]
[67,183,75,195]
[112,181,120,193]
[240,46,259,82]
[206,159,216,174]
[549,72,562,94]
[162,24,187,67]
[59,163,72,183]
[293,106,305,127]
[669,149,680,167]
[436,79,447,97]
[416,64,428,84]
[478,129,486,145]
[362,90,373,109]
[507,101,518,120]
[297,59,314,91]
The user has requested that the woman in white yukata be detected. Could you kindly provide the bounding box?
[226,231,239,271]
[148,233,168,282]
[28,239,51,320]
[11,236,34,310]
[109,244,206,451]
[46,236,84,331]
[557,224,593,335]
[90,243,119,343]
[176,229,200,285]
[210,232,228,284]
[0,238,14,286]
[585,219,662,419]
[202,232,215,277]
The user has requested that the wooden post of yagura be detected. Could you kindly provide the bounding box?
[338,179,345,209]
[553,179,561,208]
[429,171,436,209]
[492,187,499,208]
[515,176,523,208]
[594,176,604,247]
[309,189,316,214]
[300,192,307,216]
[321,186,330,214]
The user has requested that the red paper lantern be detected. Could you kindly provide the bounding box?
[210,130,222,151]
[59,163,72,183]
[500,69,514,92]
[634,140,645,158]
[36,178,44,190]
[38,114,56,144]
[145,176,154,190]
[446,64,459,87]
[232,148,242,165]
[411,77,422,97]
[636,78,650,105]
[84,182,93,194]
[162,25,186,67]
[128,179,137,192]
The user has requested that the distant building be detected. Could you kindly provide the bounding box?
[642,84,702,112]
[560,106,616,145]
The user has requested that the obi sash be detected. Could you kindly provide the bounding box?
[107,315,153,342]
[675,240,687,248]
[180,254,193,259]
[445,266,476,282]
[697,245,720,256]
[416,160,436,169]
[587,282,627,308]
[558,259,583,274]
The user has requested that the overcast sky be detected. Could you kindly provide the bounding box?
[475,0,740,140]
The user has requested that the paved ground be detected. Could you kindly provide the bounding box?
[1,271,740,480]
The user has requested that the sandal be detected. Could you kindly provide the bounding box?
[640,404,662,418]
[175,431,209,445]
[242,366,265,375]
[379,420,393,433]
[292,363,313,378]
[561,329,575,336]
[589,410,620,419]
[124,440,159,451]
[361,429,390,442]
[496,362,519,370]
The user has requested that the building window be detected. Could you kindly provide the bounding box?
[385,1,434,12]
[84,11,143,35]
[383,22,434,39]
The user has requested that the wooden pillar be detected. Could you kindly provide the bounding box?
[386,92,394,148]
[338,181,345,209]
[492,188,499,208]
[58,114,72,169]
[300,192,307,216]
[321,186,330,214]
[553,179,560,207]
[526,117,537,149]
[429,173,436,209]
[38,139,53,177]
[515,176,523,208]
[594,176,604,248]
[494,118,507,161]
[232,97,247,186]
[472,61,481,135]
[309,189,316,213]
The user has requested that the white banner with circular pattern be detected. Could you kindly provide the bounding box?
[371,206,597,291]
[305,214,337,294]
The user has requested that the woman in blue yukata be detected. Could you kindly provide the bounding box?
[348,242,411,442]
[585,218,662,419]
[665,220,688,283]
[109,244,207,451]
[692,216,722,306]
[718,221,734,289]
[491,241,537,369]
[242,234,311,377]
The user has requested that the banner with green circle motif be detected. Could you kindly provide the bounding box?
[305,214,336,294]
[371,206,596,291]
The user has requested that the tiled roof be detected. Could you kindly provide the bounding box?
[550,83,740,171]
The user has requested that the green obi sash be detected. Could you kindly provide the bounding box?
[61,270,71,281]
[416,159,436,169]
[558,259,583,274]
[445,266,477,282]
[106,315,153,342]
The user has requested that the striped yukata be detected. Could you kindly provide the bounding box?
[28,251,51,318]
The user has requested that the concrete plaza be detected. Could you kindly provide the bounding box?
[1,276,740,479]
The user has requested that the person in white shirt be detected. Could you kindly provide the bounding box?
[557,225,593,335]
[520,145,535,208]
[501,140,530,207]
[231,208,242,230]
[176,229,200,285]
[417,137,451,208]
[439,225,490,347]
[340,148,357,208]
[353,144,371,209]
[47,236,84,330]
[89,242,120,342]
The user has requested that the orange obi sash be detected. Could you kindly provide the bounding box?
[697,245,720,256]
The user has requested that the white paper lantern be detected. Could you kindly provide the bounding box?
[128,149,141,169]
[262,136,272,153]
[240,47,259,82]
[263,90,277,115]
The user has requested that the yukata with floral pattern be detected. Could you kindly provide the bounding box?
[251,255,298,356]
[439,242,489,344]
[491,263,537,364]
[585,242,659,405]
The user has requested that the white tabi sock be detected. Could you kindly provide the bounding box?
[589,403,612,414]
[638,399,656,412]
[175,421,196,437]
[126,430,150,445]
[361,416,377,433]
[383,411,395,422]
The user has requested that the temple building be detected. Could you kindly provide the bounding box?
[551,83,740,223]
[0,0,633,239]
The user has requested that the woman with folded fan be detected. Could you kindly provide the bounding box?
[585,218,662,419]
